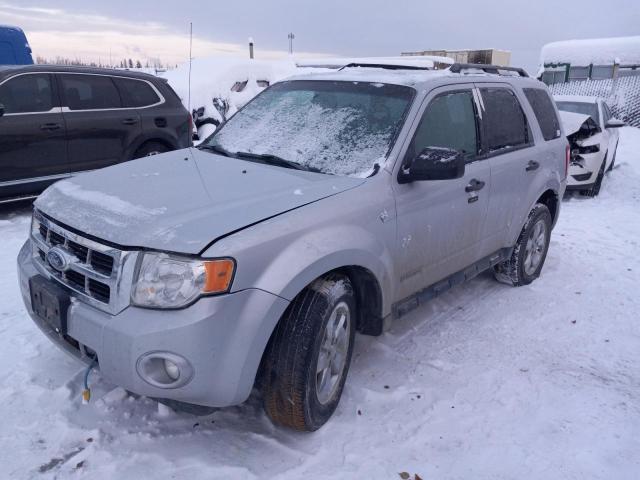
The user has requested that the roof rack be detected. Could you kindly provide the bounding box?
[338,62,432,71]
[449,63,529,77]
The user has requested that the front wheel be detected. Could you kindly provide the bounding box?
[133,141,169,159]
[261,273,356,431]
[494,203,552,286]
[581,157,606,197]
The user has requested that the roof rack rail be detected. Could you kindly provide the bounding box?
[338,62,432,71]
[449,63,529,77]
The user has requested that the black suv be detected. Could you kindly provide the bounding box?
[0,65,191,202]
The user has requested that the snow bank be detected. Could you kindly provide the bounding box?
[541,36,640,66]
[161,58,307,141]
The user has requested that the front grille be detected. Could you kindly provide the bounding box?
[91,251,114,275]
[88,278,111,303]
[32,215,125,309]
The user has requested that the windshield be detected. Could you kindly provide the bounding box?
[556,101,600,126]
[204,80,415,177]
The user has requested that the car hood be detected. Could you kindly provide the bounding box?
[35,148,365,254]
[558,110,594,136]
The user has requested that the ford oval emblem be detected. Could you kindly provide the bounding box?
[46,247,71,272]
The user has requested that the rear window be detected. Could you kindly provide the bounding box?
[60,74,121,111]
[523,88,561,141]
[114,77,160,108]
[0,74,53,114]
[480,87,530,152]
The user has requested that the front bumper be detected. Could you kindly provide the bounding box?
[18,240,289,407]
[566,151,603,188]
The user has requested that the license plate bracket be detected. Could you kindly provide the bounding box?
[30,275,71,335]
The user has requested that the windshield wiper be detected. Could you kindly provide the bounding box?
[235,151,323,173]
[197,143,235,158]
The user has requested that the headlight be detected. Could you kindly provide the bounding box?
[131,252,235,308]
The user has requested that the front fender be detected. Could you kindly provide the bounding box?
[248,225,393,315]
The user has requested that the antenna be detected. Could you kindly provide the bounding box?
[188,22,193,114]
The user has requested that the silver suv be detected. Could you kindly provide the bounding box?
[18,63,567,431]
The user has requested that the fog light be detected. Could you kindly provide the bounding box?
[136,352,193,389]
[164,359,180,380]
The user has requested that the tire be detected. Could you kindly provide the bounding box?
[494,203,552,287]
[261,273,356,431]
[133,141,169,159]
[607,146,617,172]
[581,157,606,197]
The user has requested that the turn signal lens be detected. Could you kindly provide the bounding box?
[203,259,235,293]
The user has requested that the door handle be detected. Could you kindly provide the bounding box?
[465,179,485,193]
[122,118,139,125]
[526,160,540,171]
[40,123,61,131]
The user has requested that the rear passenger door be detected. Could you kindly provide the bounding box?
[475,83,540,251]
[58,73,142,173]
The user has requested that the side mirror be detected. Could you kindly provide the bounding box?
[0,103,5,117]
[605,118,625,129]
[398,147,466,184]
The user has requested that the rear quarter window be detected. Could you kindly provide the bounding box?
[114,77,161,108]
[523,88,561,141]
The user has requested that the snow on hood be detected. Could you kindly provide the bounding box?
[35,149,364,254]
[541,36,640,67]
[558,110,593,136]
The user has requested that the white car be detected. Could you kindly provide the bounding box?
[554,95,624,196]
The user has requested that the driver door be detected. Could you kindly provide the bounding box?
[392,85,492,300]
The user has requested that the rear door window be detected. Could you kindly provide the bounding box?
[60,74,121,111]
[523,88,561,141]
[0,74,53,114]
[480,87,530,152]
[114,77,160,107]
[409,90,479,161]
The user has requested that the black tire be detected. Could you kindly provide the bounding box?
[261,273,356,431]
[133,141,169,159]
[581,157,606,197]
[607,146,617,172]
[494,203,552,287]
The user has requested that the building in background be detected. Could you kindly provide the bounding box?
[401,49,511,67]
[539,36,640,127]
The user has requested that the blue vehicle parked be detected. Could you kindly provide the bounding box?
[0,25,34,65]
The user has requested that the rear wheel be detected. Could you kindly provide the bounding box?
[261,273,356,431]
[494,203,552,286]
[133,141,169,159]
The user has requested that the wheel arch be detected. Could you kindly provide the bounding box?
[536,189,559,226]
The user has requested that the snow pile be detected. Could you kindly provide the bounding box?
[162,58,307,141]
[541,36,640,66]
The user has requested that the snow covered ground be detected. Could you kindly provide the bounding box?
[0,128,639,479]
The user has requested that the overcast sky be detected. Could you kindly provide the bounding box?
[1,0,638,73]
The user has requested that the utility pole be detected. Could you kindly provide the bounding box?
[249,37,254,59]
[288,33,295,55]
[188,22,193,114]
